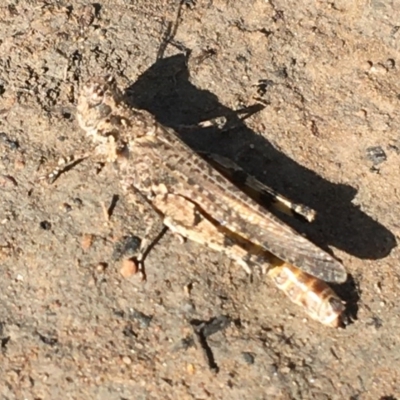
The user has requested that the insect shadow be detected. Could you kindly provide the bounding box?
[124,53,396,308]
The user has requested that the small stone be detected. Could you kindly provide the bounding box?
[62,203,72,212]
[366,146,387,166]
[96,262,107,272]
[40,221,51,230]
[242,352,255,365]
[0,132,19,149]
[120,259,138,278]
[187,363,195,374]
[122,356,132,365]
[129,309,152,328]
[73,198,83,207]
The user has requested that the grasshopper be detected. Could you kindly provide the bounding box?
[63,75,347,326]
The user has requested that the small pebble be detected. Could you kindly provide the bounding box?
[366,146,387,166]
[122,356,132,365]
[187,363,195,374]
[61,203,72,212]
[73,198,83,207]
[129,309,152,328]
[96,262,107,273]
[0,132,19,149]
[120,259,139,278]
[40,221,51,230]
[242,352,255,365]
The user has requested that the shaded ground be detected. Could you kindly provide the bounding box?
[0,1,399,399]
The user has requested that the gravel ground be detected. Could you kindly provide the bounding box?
[0,1,399,399]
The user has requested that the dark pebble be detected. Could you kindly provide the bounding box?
[242,352,255,365]
[366,146,387,166]
[40,221,52,230]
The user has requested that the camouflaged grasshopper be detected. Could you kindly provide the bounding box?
[49,75,347,327]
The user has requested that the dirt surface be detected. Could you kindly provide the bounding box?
[0,1,399,399]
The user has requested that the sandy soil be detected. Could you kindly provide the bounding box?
[0,1,399,399]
